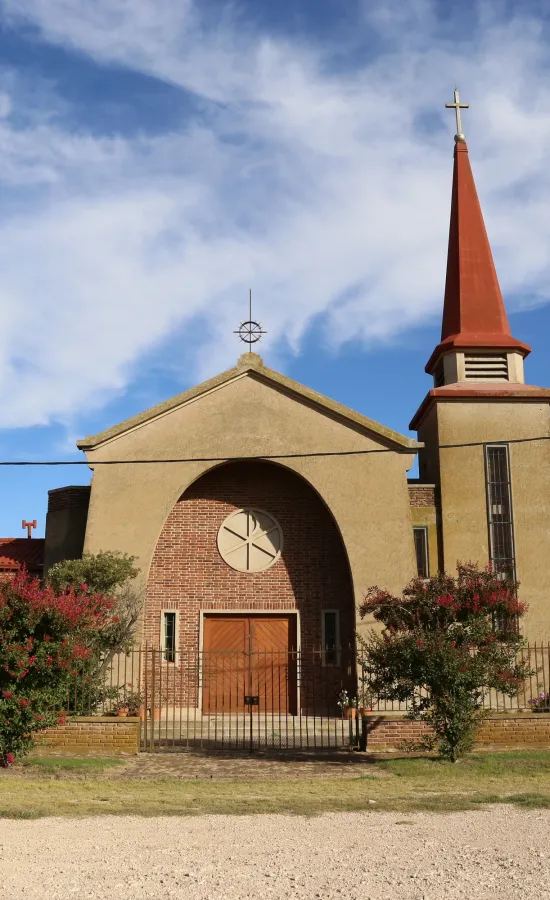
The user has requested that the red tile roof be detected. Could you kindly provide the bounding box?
[0,538,45,573]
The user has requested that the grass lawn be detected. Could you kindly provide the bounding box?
[19,756,127,775]
[1,751,550,818]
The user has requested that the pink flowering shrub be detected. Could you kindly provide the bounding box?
[358,563,531,760]
[0,571,114,766]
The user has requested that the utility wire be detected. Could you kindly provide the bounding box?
[0,433,549,465]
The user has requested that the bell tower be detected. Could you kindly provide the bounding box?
[410,92,550,640]
[426,123,530,389]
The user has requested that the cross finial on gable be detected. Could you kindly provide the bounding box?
[22,519,37,539]
[234,289,267,350]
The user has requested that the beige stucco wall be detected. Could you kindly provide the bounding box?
[81,372,418,642]
[418,399,550,641]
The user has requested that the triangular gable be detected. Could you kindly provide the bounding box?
[77,353,421,452]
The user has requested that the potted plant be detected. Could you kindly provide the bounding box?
[337,690,357,720]
[358,689,375,716]
[115,699,129,717]
[529,691,550,713]
[113,684,143,718]
[125,689,143,717]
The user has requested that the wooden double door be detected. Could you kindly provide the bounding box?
[202,614,297,714]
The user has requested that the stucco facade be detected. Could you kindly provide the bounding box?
[414,397,550,640]
[42,129,550,661]
[72,354,420,647]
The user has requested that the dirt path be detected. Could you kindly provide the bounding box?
[1,807,549,899]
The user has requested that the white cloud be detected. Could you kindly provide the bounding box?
[0,1,550,427]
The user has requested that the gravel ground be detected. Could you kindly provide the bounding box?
[1,807,549,899]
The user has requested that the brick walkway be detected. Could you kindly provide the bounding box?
[111,750,386,780]
[2,750,389,781]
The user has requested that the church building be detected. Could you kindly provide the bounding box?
[43,112,550,712]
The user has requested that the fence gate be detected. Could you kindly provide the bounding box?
[139,645,360,753]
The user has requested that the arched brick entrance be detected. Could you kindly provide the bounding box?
[144,461,355,713]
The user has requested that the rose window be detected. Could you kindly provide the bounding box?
[217,508,283,573]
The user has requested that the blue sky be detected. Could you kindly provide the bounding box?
[1,0,550,537]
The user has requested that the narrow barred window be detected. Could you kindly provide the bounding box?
[413,527,429,578]
[485,444,516,580]
[162,611,177,662]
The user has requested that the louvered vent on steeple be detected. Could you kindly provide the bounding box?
[464,354,508,381]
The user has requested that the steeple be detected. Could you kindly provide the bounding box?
[426,103,530,385]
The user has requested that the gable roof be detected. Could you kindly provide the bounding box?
[0,538,45,573]
[78,352,421,453]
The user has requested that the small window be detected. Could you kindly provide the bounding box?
[322,610,340,666]
[413,527,429,578]
[485,444,515,580]
[162,611,177,662]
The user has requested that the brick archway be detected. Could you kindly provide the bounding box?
[145,460,355,657]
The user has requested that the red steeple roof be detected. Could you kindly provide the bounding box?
[426,140,530,374]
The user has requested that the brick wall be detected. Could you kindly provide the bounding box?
[145,461,355,653]
[476,715,550,747]
[32,712,550,755]
[364,713,550,751]
[47,486,91,513]
[408,484,436,507]
[34,717,140,755]
[144,461,355,709]
[44,485,91,571]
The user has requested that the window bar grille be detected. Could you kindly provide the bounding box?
[485,443,516,581]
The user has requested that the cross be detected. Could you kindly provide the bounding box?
[445,88,469,142]
[233,289,266,349]
[22,519,37,539]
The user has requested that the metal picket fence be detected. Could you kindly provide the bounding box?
[69,645,362,753]
[366,642,550,715]
[66,642,550,754]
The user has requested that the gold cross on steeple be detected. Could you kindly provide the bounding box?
[445,88,469,142]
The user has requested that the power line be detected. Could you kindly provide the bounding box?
[0,433,549,466]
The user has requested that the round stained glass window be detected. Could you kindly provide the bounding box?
[217,508,283,573]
